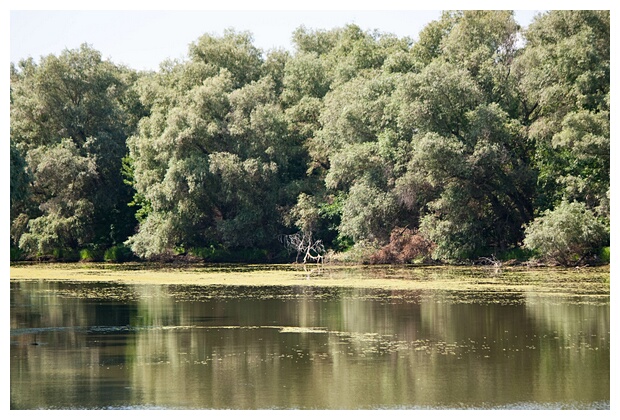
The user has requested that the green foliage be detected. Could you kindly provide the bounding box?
[515,10,609,217]
[9,12,609,265]
[10,143,31,221]
[229,248,270,263]
[11,44,140,255]
[122,155,152,223]
[125,70,234,258]
[397,60,483,138]
[50,248,80,262]
[17,141,98,255]
[104,245,135,263]
[411,13,457,67]
[79,248,103,262]
[408,103,535,260]
[193,246,222,262]
[496,247,536,262]
[10,246,25,262]
[522,201,608,266]
[282,52,331,105]
[599,247,610,264]
[291,193,321,234]
[188,29,263,89]
[11,44,126,148]
[338,181,399,243]
[419,189,487,261]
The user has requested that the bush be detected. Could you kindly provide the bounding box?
[599,246,610,264]
[79,248,103,262]
[335,239,381,264]
[52,248,80,262]
[229,248,269,263]
[10,246,24,261]
[104,245,135,263]
[189,246,231,262]
[370,228,434,264]
[189,245,224,262]
[188,246,215,260]
[497,247,536,262]
[522,201,608,266]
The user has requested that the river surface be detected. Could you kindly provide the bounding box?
[10,264,610,409]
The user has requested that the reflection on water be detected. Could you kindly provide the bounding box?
[10,277,609,409]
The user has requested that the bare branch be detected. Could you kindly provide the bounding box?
[279,231,325,264]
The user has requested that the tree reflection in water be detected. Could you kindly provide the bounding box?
[10,277,610,409]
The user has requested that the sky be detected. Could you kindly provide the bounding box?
[6,2,553,72]
[8,10,442,71]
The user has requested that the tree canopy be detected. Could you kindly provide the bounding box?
[10,12,610,265]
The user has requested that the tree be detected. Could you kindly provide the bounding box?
[440,10,521,108]
[394,60,534,260]
[11,45,129,148]
[410,12,458,68]
[188,29,263,89]
[308,71,410,246]
[9,15,610,265]
[280,231,325,264]
[385,12,545,260]
[396,60,483,140]
[18,140,98,255]
[127,32,311,258]
[208,152,280,249]
[550,107,609,215]
[338,181,399,243]
[10,142,30,221]
[10,44,139,255]
[281,51,331,106]
[514,11,610,216]
[126,70,234,257]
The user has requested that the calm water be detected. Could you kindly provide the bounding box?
[10,269,610,409]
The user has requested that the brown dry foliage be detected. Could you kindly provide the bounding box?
[369,227,434,264]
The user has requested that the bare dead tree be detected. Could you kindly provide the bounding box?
[279,231,325,264]
[478,254,501,267]
[477,254,502,275]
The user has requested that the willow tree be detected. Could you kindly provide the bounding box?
[10,44,138,255]
[127,30,310,258]
[317,72,405,244]
[286,26,412,248]
[392,11,536,260]
[514,10,610,218]
[126,68,234,258]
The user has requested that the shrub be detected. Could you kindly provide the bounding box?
[79,248,103,262]
[52,248,80,262]
[599,246,610,264]
[230,248,269,263]
[370,227,434,264]
[189,246,231,262]
[104,245,134,263]
[189,246,215,260]
[10,246,24,261]
[497,247,536,262]
[334,240,381,264]
[522,201,608,266]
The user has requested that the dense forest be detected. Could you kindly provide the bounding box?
[10,10,610,266]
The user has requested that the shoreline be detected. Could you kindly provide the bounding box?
[9,262,610,296]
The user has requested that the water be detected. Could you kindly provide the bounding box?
[10,268,610,409]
